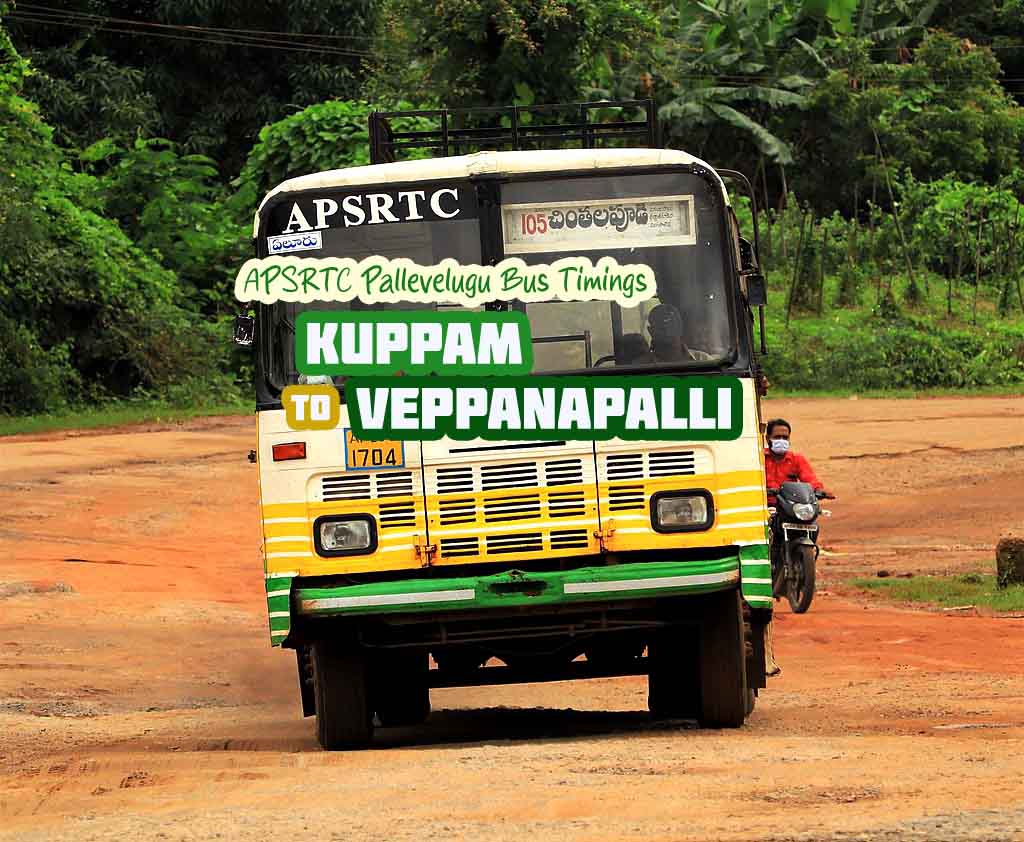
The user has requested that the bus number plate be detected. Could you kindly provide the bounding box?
[343,429,405,471]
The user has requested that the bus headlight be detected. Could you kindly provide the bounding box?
[314,515,376,556]
[651,491,713,533]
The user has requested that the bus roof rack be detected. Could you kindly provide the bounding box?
[369,100,658,164]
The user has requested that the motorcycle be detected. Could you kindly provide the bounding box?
[767,482,833,614]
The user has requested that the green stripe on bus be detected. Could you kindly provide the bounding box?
[742,582,773,596]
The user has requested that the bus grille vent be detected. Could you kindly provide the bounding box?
[486,532,544,555]
[321,474,372,501]
[375,471,415,496]
[436,466,475,494]
[440,537,479,558]
[547,490,586,518]
[484,494,541,523]
[550,529,590,550]
[480,462,538,491]
[378,501,416,529]
[608,484,646,512]
[439,497,476,526]
[647,451,696,477]
[603,450,698,481]
[544,458,583,486]
[605,453,644,480]
[321,471,415,501]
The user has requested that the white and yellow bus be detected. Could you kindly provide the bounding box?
[241,103,774,749]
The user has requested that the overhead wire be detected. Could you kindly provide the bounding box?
[7,9,377,55]
[6,5,1024,88]
[4,12,378,58]
[13,1,1024,57]
[14,0,386,45]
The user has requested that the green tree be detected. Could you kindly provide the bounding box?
[652,0,943,174]
[14,49,160,149]
[234,99,435,200]
[928,0,1024,101]
[371,0,658,108]
[787,31,1024,214]
[7,0,378,174]
[85,137,245,313]
[0,14,233,412]
[655,0,820,168]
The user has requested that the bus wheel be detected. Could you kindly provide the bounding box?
[647,627,700,720]
[374,651,431,727]
[296,646,315,717]
[312,642,373,750]
[698,589,748,728]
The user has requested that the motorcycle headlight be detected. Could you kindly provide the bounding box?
[652,492,713,532]
[792,502,817,522]
[315,516,376,556]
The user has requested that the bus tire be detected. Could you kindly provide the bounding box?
[374,652,431,727]
[698,589,748,728]
[312,641,373,750]
[647,627,700,720]
[297,646,315,717]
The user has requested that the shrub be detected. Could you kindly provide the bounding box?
[762,310,1024,391]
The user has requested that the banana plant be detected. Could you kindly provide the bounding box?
[653,0,937,166]
[657,0,821,165]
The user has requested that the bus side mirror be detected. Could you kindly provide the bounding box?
[233,314,255,347]
[745,272,767,307]
[738,237,757,272]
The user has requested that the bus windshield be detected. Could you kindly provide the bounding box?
[504,171,736,372]
[260,171,737,393]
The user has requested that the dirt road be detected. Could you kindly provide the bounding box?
[2,396,1023,841]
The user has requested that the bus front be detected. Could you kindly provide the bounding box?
[249,149,772,748]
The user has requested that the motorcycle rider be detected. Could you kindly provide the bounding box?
[764,418,834,503]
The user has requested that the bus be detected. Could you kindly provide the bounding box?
[239,101,774,749]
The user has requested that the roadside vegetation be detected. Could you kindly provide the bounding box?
[0,400,249,437]
[2,0,1024,427]
[851,573,1024,612]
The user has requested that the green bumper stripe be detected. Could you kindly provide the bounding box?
[269,615,291,632]
[739,544,770,561]
[295,557,740,618]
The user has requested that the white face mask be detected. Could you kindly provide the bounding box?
[769,438,790,455]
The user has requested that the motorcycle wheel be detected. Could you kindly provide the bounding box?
[787,545,817,614]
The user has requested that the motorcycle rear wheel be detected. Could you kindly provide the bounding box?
[787,545,817,614]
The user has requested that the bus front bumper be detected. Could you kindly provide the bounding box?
[293,556,752,619]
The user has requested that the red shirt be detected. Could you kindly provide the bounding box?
[764,449,823,494]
